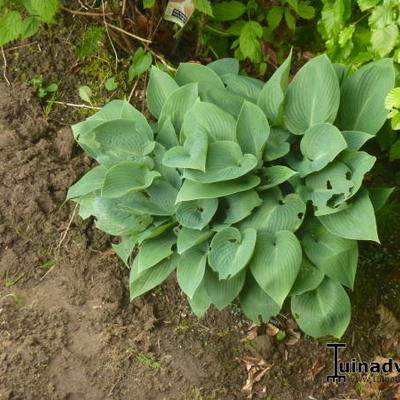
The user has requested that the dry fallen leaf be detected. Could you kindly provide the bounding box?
[266,323,279,337]
[241,324,259,342]
[286,328,301,346]
[238,355,272,398]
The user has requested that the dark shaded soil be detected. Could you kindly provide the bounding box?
[1,8,400,400]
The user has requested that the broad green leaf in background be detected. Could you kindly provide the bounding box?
[284,55,340,135]
[176,198,218,230]
[128,47,152,82]
[0,11,22,46]
[143,0,156,8]
[290,257,325,296]
[291,277,351,338]
[267,6,284,31]
[336,59,395,135]
[193,0,213,16]
[177,244,207,298]
[240,188,306,233]
[21,16,41,39]
[176,175,260,202]
[130,253,178,299]
[371,24,398,58]
[318,190,379,242]
[250,230,302,306]
[183,141,258,183]
[357,0,380,11]
[204,268,246,310]
[208,227,257,279]
[223,190,262,224]
[175,63,224,96]
[240,275,281,323]
[159,83,198,132]
[286,123,347,176]
[137,230,176,272]
[24,0,59,23]
[163,130,208,171]
[258,50,292,125]
[177,227,213,254]
[105,77,118,91]
[212,1,246,21]
[79,85,92,104]
[239,21,263,61]
[147,67,179,119]
[302,219,358,288]
[236,101,270,163]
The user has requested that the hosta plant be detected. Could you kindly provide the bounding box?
[67,54,394,338]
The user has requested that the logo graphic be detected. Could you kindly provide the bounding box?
[326,343,347,382]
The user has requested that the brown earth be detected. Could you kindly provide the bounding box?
[1,7,400,400]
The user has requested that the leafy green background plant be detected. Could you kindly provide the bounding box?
[67,54,395,339]
[0,0,60,46]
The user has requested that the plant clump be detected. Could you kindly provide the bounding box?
[67,53,394,338]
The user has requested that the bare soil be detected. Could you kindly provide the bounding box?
[1,9,400,400]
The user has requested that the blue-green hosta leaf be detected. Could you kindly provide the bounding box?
[236,101,270,163]
[302,219,358,289]
[300,162,354,216]
[286,123,347,177]
[147,66,179,118]
[341,130,374,150]
[102,160,161,198]
[240,274,281,324]
[258,50,292,125]
[202,88,245,117]
[162,130,208,171]
[291,277,351,338]
[250,230,302,306]
[369,187,395,211]
[240,188,306,233]
[151,143,181,189]
[137,230,177,272]
[112,236,136,267]
[333,63,350,84]
[208,227,257,279]
[175,63,224,95]
[222,74,263,103]
[338,151,376,198]
[176,175,260,202]
[204,267,246,310]
[66,165,106,200]
[318,190,379,242]
[157,117,178,149]
[177,227,213,255]
[158,83,198,132]
[177,244,207,298]
[176,198,218,230]
[207,58,239,76]
[336,59,395,135]
[263,128,291,161]
[181,100,236,142]
[136,220,176,243]
[284,55,340,135]
[86,196,153,236]
[130,253,178,299]
[223,190,262,224]
[258,166,298,191]
[121,180,178,216]
[290,257,325,296]
[183,141,258,183]
[188,282,212,317]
